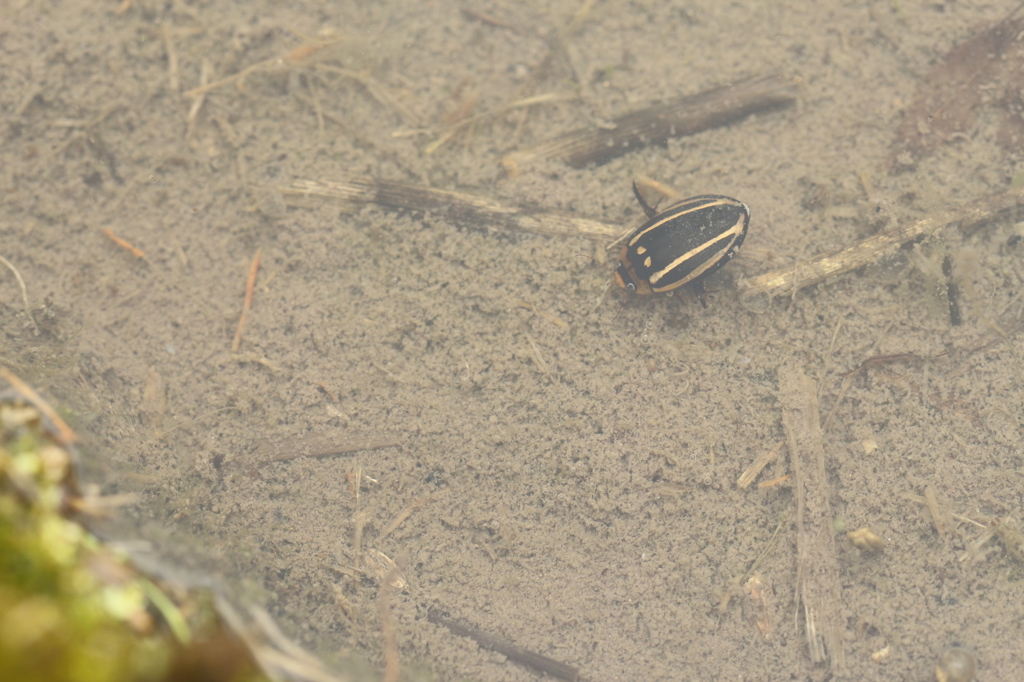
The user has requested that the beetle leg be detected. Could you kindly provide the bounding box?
[632,181,660,220]
[695,280,709,308]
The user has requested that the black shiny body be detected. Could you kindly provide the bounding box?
[614,183,750,305]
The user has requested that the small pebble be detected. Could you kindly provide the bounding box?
[935,647,975,682]
[847,527,884,552]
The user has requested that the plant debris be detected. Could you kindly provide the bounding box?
[892,5,1024,167]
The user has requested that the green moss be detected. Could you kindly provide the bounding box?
[0,399,220,682]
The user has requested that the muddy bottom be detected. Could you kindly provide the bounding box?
[2,1,1022,680]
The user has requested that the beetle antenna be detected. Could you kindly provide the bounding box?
[632,181,660,220]
[694,281,710,308]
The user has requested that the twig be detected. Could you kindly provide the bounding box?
[0,367,78,445]
[427,609,579,681]
[0,253,39,334]
[924,485,951,538]
[901,493,987,528]
[101,227,146,258]
[739,185,1024,300]
[500,74,798,174]
[379,565,402,682]
[524,333,549,374]
[282,176,620,242]
[186,59,213,142]
[232,248,261,352]
[353,509,369,571]
[183,39,341,99]
[838,353,925,379]
[379,497,432,541]
[161,23,180,92]
[780,365,845,672]
[251,434,399,466]
[737,440,783,489]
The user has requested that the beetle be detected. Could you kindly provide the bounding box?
[614,182,750,307]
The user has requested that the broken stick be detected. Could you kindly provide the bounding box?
[500,74,798,173]
[282,176,621,242]
[232,248,261,352]
[427,609,578,681]
[740,185,1024,300]
[250,434,399,467]
[779,365,845,672]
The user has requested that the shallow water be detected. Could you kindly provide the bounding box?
[2,1,1022,679]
